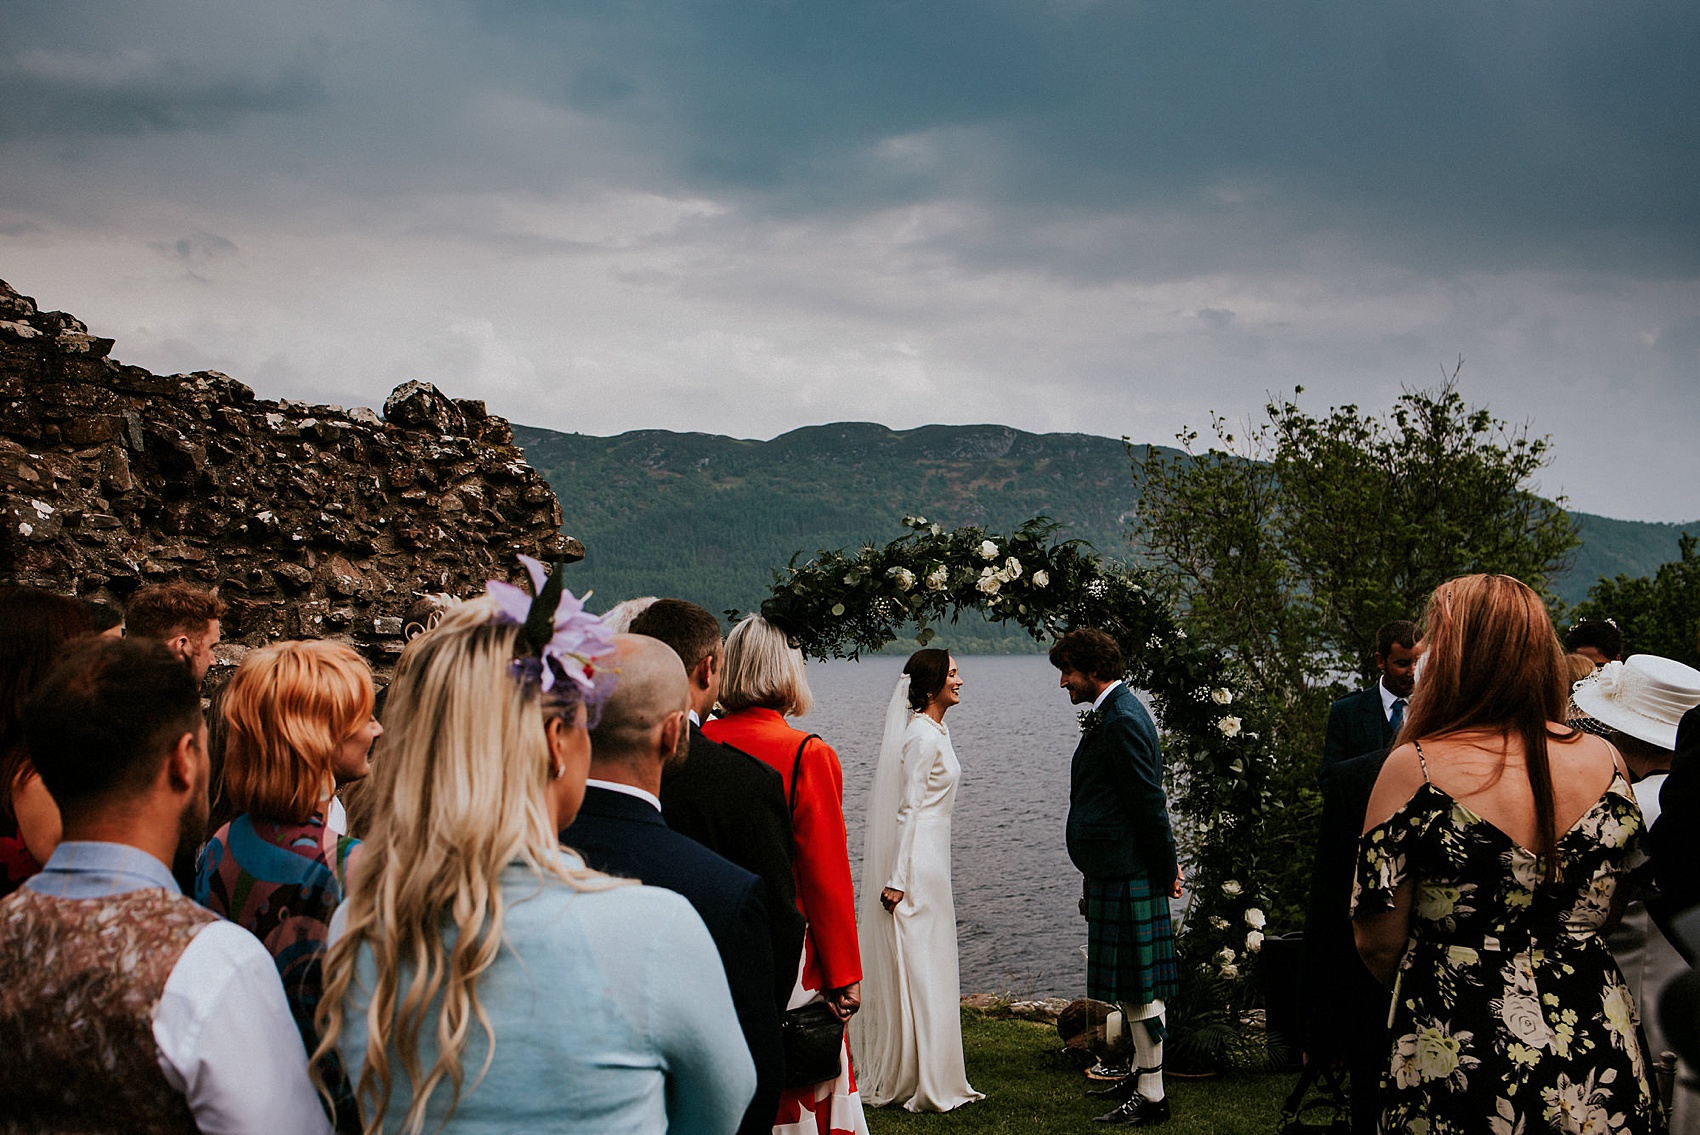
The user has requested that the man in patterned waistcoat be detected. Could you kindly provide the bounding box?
[0,635,328,1134]
[1053,628,1181,1128]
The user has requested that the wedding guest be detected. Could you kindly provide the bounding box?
[1565,618,1624,669]
[1354,574,1659,1135]
[629,598,805,1011]
[1579,654,1700,1135]
[0,635,327,1133]
[195,640,382,1133]
[704,614,870,1135]
[1321,621,1418,778]
[0,586,95,896]
[563,632,782,1135]
[320,572,754,1134]
[1051,627,1180,1128]
[125,582,226,684]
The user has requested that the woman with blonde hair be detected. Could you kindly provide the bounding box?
[318,563,754,1135]
[195,639,382,1131]
[1352,574,1659,1134]
[703,614,869,1135]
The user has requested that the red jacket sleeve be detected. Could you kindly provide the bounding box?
[791,737,862,990]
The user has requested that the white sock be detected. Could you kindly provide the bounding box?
[1121,1000,1165,1101]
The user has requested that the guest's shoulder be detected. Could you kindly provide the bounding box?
[1330,686,1379,714]
[687,730,785,789]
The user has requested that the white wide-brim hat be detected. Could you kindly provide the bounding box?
[1571,654,1700,751]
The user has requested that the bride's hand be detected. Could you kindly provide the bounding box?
[880,887,904,913]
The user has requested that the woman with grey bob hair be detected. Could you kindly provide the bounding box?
[704,615,869,1134]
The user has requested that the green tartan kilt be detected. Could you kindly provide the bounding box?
[1085,873,1178,1007]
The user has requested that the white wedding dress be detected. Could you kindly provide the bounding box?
[850,677,983,1112]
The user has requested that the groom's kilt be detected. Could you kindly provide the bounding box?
[1085,873,1178,1006]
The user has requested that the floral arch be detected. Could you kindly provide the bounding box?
[737,516,1280,1035]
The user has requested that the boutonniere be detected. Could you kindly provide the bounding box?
[1078,708,1105,734]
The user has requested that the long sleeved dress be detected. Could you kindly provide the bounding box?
[852,713,982,1112]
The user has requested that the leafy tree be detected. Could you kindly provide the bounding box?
[1571,533,1700,667]
[1129,376,1581,926]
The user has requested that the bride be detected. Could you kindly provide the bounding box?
[851,649,984,1112]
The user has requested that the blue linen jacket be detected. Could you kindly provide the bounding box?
[1065,683,1178,885]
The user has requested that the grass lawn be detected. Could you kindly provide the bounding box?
[864,1011,1292,1135]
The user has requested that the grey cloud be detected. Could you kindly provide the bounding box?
[150,232,238,265]
[0,46,324,136]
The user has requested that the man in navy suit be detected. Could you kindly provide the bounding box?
[628,599,805,1012]
[561,633,779,1135]
[1052,628,1181,1128]
[1320,621,1418,779]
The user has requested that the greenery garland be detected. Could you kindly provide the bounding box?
[739,515,1284,1053]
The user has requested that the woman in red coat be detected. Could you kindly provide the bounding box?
[703,615,869,1135]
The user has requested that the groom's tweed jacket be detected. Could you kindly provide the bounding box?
[1065,684,1177,884]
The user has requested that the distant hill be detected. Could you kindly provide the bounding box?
[515,421,1696,650]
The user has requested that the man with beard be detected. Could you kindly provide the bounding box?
[1320,621,1419,778]
[560,633,778,1135]
[0,636,327,1133]
[1053,628,1181,1128]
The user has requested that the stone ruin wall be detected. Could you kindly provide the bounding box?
[0,278,582,678]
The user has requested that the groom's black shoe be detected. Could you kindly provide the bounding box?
[1085,1074,1137,1101]
[1093,1093,1170,1126]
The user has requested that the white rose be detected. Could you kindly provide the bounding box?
[1222,879,1243,897]
[1211,687,1233,705]
[1412,1024,1463,1082]
[1217,716,1243,737]
[1215,947,1236,964]
[926,565,949,590]
[1244,908,1266,929]
[888,566,916,591]
[1032,569,1050,588]
[1004,556,1022,579]
[1245,930,1264,952]
[978,539,999,560]
[1219,963,1240,979]
[975,572,1001,596]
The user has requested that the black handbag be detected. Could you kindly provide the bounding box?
[781,1000,846,1088]
[779,733,847,1088]
[1276,1062,1351,1135]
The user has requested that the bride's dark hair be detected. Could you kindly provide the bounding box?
[903,649,951,712]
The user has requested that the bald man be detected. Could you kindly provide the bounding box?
[560,634,780,1135]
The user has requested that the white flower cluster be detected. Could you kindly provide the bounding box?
[887,566,916,591]
[926,565,949,591]
[975,556,1024,596]
[1217,716,1243,738]
[1211,688,1233,705]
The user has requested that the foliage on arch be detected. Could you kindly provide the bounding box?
[739,515,1283,1012]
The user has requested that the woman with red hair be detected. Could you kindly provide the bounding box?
[195,639,382,1132]
[1352,574,1658,1134]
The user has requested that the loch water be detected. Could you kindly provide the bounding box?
[801,653,1166,1000]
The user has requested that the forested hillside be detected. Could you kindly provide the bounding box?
[516,422,1694,651]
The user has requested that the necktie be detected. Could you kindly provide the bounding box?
[1390,698,1406,734]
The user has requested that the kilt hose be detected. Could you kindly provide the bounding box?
[1085,873,1178,1018]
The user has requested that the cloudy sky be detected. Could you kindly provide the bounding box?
[2,1,1696,523]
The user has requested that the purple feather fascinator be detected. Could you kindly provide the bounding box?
[487,556,617,715]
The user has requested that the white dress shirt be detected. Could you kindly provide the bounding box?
[26,842,332,1135]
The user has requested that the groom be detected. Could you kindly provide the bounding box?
[1052,628,1181,1128]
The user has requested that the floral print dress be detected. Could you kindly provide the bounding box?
[1353,755,1660,1135]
